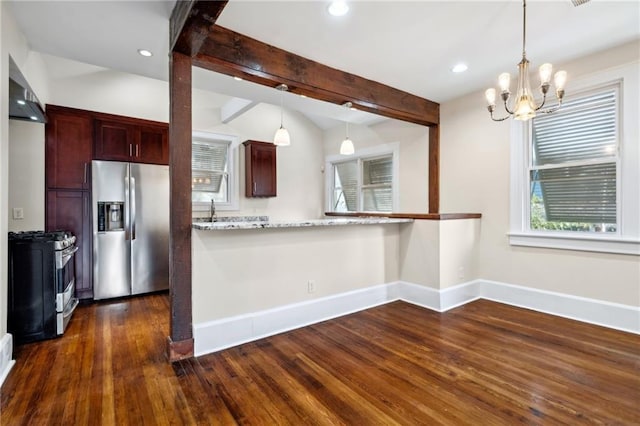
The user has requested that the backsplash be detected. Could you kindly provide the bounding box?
[193,216,269,223]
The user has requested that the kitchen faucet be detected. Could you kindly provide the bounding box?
[210,199,217,222]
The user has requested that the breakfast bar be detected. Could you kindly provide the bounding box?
[192,216,414,230]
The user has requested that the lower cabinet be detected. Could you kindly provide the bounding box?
[46,190,93,300]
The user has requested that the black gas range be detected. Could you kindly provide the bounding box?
[8,230,79,343]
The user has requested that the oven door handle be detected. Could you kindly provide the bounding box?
[64,246,79,256]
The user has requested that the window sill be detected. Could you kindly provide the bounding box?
[508,232,640,256]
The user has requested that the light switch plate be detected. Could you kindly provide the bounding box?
[12,208,24,220]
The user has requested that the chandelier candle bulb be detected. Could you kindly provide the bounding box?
[539,63,553,85]
[499,73,511,93]
[485,88,497,107]
[554,70,567,91]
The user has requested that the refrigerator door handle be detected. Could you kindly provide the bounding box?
[131,176,136,240]
[124,174,130,240]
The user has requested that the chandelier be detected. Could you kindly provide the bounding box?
[485,0,567,121]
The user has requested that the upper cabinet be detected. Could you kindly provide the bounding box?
[95,119,168,165]
[45,105,93,190]
[243,140,277,198]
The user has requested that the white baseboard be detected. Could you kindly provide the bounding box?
[194,283,394,356]
[477,279,640,335]
[0,334,15,388]
[194,280,640,357]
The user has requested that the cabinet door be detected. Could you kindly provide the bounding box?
[94,119,136,162]
[45,107,92,190]
[46,190,93,300]
[137,125,169,165]
[244,141,277,197]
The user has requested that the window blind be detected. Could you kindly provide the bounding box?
[192,140,228,193]
[362,156,393,211]
[531,88,617,224]
[335,161,358,211]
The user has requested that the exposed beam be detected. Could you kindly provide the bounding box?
[170,0,228,56]
[193,26,439,127]
[167,51,194,362]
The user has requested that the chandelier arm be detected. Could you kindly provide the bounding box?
[490,110,511,122]
[538,101,564,115]
[534,93,548,112]
[503,100,515,115]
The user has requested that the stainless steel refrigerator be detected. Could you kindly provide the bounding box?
[92,160,169,300]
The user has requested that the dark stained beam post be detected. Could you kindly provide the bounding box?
[167,51,194,361]
[429,125,440,213]
[168,0,228,362]
[171,0,229,55]
[193,26,439,126]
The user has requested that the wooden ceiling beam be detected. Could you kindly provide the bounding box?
[193,26,439,126]
[170,0,229,56]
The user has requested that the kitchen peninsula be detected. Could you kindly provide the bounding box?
[191,213,481,356]
[192,216,413,230]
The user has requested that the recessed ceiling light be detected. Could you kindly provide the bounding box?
[328,1,349,17]
[29,116,38,121]
[233,76,243,81]
[17,100,26,105]
[451,63,468,73]
[137,49,153,57]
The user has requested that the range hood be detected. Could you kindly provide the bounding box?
[8,56,46,123]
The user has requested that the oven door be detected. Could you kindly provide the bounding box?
[57,297,79,335]
[56,245,78,295]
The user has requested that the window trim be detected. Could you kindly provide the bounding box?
[192,131,241,212]
[509,61,640,256]
[325,143,400,213]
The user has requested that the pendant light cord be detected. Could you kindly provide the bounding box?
[280,90,284,127]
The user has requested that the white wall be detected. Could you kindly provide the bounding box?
[194,103,325,220]
[323,118,429,212]
[440,40,640,306]
[8,120,44,231]
[192,224,402,323]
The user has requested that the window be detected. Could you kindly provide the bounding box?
[529,86,618,233]
[509,62,639,255]
[327,144,399,213]
[192,131,239,211]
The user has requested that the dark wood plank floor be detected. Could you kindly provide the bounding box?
[1,293,638,425]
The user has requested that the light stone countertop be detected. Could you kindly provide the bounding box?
[192,217,413,230]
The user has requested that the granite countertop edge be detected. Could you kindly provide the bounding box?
[192,217,414,230]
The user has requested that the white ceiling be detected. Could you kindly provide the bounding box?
[8,0,640,127]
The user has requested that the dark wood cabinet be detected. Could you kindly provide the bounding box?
[243,140,277,197]
[45,106,93,190]
[45,105,169,300]
[94,119,135,162]
[46,190,93,300]
[94,119,168,165]
[138,125,169,164]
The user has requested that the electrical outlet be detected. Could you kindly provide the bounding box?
[458,266,465,279]
[12,208,24,220]
[307,280,316,293]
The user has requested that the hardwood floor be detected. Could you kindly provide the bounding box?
[1,293,638,425]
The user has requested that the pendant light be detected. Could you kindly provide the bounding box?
[340,102,355,155]
[485,0,567,122]
[273,84,291,146]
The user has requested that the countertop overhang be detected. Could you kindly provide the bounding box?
[192,217,413,230]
